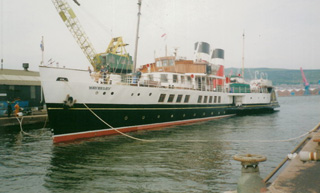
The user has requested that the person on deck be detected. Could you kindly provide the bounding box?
[14,103,20,116]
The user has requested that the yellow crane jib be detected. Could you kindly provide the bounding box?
[52,0,97,71]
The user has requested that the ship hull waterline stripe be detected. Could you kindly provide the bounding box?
[53,114,235,143]
[48,105,232,111]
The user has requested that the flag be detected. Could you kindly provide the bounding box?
[161,33,167,38]
[40,41,44,51]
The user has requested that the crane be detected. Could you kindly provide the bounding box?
[300,67,310,95]
[51,0,132,73]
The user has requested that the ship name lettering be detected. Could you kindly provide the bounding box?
[89,86,111,90]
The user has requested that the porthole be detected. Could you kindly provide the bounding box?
[193,113,196,117]
[131,93,134,96]
[171,114,174,118]
[137,93,140,96]
[224,111,226,114]
[203,112,205,116]
[124,116,128,120]
[157,115,160,118]
[211,112,213,115]
[111,92,114,95]
[183,114,186,117]
[149,93,152,96]
[218,112,220,115]
[103,92,106,95]
[142,116,145,120]
[95,91,99,95]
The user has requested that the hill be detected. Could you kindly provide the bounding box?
[225,68,320,85]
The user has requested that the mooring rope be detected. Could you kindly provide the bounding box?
[83,102,314,143]
[15,114,49,138]
[83,103,156,142]
[15,116,38,137]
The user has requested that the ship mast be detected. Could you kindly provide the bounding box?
[133,0,142,73]
[241,31,245,78]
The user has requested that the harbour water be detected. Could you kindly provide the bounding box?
[1,96,319,193]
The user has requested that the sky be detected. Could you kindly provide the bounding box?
[0,0,320,72]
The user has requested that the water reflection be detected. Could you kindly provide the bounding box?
[44,125,236,192]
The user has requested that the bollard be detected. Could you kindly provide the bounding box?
[233,154,267,193]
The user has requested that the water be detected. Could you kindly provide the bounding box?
[1,96,320,193]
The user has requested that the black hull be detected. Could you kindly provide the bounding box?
[48,103,231,135]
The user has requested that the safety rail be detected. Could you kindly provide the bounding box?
[90,72,228,93]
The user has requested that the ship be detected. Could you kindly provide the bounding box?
[40,0,279,143]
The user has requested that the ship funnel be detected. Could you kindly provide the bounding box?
[194,42,210,63]
[211,49,224,66]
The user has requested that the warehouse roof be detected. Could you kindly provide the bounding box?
[0,69,41,86]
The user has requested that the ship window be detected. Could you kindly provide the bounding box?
[30,86,36,99]
[176,94,183,103]
[168,94,175,102]
[173,75,178,83]
[158,94,166,102]
[156,61,161,67]
[184,95,190,103]
[161,74,168,82]
[187,76,191,83]
[209,96,213,103]
[162,60,168,66]
[197,95,203,103]
[214,96,217,103]
[218,96,221,103]
[169,59,174,66]
[181,76,185,84]
[203,96,208,103]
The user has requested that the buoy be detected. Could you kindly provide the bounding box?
[299,151,319,161]
[191,74,194,78]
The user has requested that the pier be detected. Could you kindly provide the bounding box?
[0,112,48,129]
[266,122,320,192]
